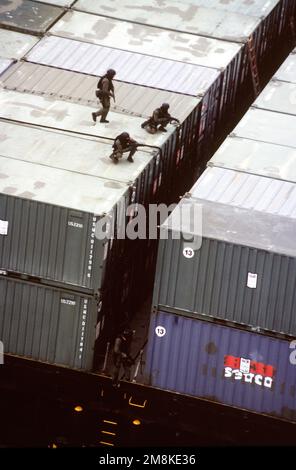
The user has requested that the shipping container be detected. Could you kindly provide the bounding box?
[231,108,296,148]
[0,122,154,291]
[172,0,281,17]
[0,77,203,199]
[145,311,296,422]
[0,0,65,35]
[253,80,296,116]
[0,29,39,60]
[0,148,148,364]
[0,113,183,361]
[0,60,208,181]
[49,10,251,125]
[274,48,296,83]
[208,135,296,183]
[0,61,199,124]
[72,0,291,76]
[153,197,296,337]
[0,58,205,362]
[25,35,220,97]
[36,0,76,5]
[0,276,97,370]
[71,0,296,95]
[209,47,296,179]
[24,34,225,156]
[49,11,242,69]
[189,166,296,218]
[0,58,13,76]
[73,0,261,43]
[179,0,296,44]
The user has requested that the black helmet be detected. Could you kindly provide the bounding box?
[107,69,116,77]
[120,132,130,139]
[161,103,170,110]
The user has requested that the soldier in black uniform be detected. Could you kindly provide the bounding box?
[112,329,135,388]
[109,132,138,164]
[141,103,180,134]
[92,69,116,123]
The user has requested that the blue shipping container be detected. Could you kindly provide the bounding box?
[145,311,296,422]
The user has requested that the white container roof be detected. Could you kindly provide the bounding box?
[232,108,296,149]
[0,61,199,123]
[274,50,296,83]
[26,36,220,96]
[253,80,296,116]
[0,155,129,215]
[73,0,260,43]
[0,58,13,76]
[0,89,175,150]
[49,11,242,69]
[0,29,39,60]
[189,166,296,218]
[163,198,296,258]
[169,0,280,18]
[209,136,296,183]
[0,120,152,185]
[36,0,76,5]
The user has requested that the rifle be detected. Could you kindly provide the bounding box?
[169,117,180,125]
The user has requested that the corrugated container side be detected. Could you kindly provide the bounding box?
[153,196,296,338]
[0,193,104,292]
[0,277,98,370]
[250,0,293,67]
[154,233,296,337]
[145,311,296,422]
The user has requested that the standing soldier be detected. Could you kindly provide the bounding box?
[112,329,135,388]
[109,132,138,164]
[92,69,116,124]
[141,103,180,134]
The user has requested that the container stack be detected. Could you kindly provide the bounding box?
[0,0,294,373]
[145,48,296,422]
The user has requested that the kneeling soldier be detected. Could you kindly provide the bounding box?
[109,132,138,164]
[141,103,180,134]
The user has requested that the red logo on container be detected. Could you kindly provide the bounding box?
[224,355,275,389]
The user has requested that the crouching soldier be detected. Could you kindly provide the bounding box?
[109,132,138,164]
[141,103,180,134]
